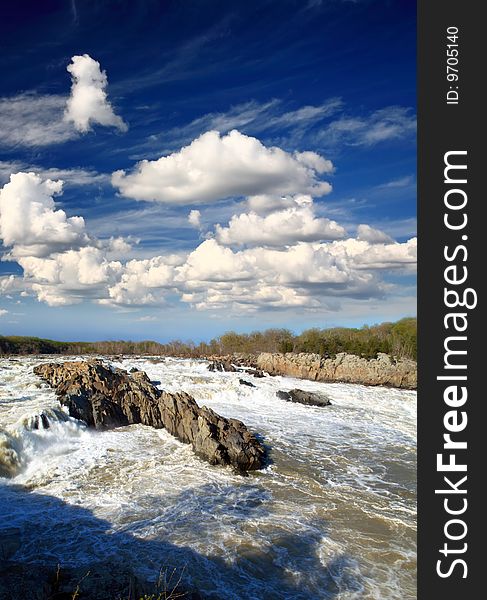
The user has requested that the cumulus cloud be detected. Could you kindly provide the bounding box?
[112,130,332,204]
[170,236,416,311]
[65,54,127,133]
[188,209,202,229]
[19,247,123,306]
[0,172,89,258]
[215,195,346,247]
[0,309,8,317]
[245,194,296,215]
[0,55,126,148]
[102,255,179,306]
[1,171,415,312]
[356,224,394,244]
[0,173,131,306]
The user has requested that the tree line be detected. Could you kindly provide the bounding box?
[1,318,416,360]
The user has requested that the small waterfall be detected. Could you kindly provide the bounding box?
[0,407,86,478]
[21,407,70,431]
[0,430,22,477]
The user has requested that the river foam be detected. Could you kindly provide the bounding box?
[0,356,416,599]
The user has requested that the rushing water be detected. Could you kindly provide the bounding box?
[0,356,416,599]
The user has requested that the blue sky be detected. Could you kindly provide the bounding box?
[0,0,416,342]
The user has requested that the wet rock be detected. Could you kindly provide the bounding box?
[258,352,417,389]
[207,360,237,372]
[34,361,265,472]
[239,379,256,388]
[246,368,266,378]
[277,389,332,407]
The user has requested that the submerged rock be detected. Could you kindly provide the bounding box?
[277,389,332,407]
[34,361,265,472]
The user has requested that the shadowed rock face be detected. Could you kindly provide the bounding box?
[33,361,265,472]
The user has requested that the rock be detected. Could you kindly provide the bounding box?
[34,361,265,472]
[246,368,266,378]
[207,360,237,372]
[276,389,332,407]
[239,379,256,388]
[257,352,417,389]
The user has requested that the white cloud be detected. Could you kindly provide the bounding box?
[319,106,416,147]
[20,247,123,306]
[0,275,26,296]
[245,194,296,215]
[326,237,417,271]
[103,255,178,306]
[0,173,133,306]
[0,161,109,186]
[0,93,75,147]
[356,224,394,244]
[0,55,126,148]
[112,130,332,204]
[0,309,8,317]
[188,209,202,229]
[0,172,89,258]
[0,170,415,313]
[215,195,346,247]
[378,175,415,189]
[65,54,127,133]
[154,98,342,151]
[170,236,416,311]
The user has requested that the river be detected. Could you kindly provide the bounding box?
[0,356,416,599]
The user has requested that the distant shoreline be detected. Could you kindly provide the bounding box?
[2,350,417,390]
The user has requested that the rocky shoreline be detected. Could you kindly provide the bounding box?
[206,351,417,389]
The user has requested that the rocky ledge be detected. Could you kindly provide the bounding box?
[257,352,416,389]
[34,361,265,472]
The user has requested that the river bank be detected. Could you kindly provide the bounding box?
[206,351,417,389]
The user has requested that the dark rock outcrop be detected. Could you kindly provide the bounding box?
[207,359,266,379]
[207,360,238,373]
[34,361,265,472]
[277,389,332,407]
[239,379,256,388]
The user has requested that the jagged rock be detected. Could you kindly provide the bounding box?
[257,352,417,389]
[34,361,265,472]
[239,379,256,388]
[277,389,332,407]
[207,360,237,373]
